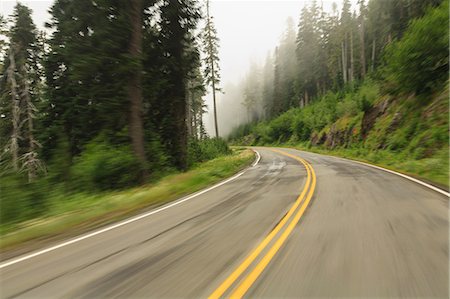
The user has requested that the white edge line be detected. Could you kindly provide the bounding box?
[293,148,449,198]
[252,149,261,166]
[0,150,261,269]
[351,159,450,197]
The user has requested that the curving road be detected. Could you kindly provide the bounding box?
[0,147,448,298]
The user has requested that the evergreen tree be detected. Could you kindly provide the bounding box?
[0,3,44,180]
[127,0,148,181]
[159,0,200,170]
[201,0,221,138]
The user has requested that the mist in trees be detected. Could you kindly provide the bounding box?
[216,0,444,137]
[201,0,221,138]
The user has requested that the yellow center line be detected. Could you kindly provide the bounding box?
[229,159,316,298]
[208,149,315,299]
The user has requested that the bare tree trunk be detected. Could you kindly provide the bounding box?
[341,38,347,84]
[186,85,193,138]
[23,66,35,182]
[206,0,219,138]
[7,47,20,171]
[21,65,45,182]
[127,0,147,180]
[193,104,198,140]
[371,36,376,72]
[359,16,366,78]
[350,29,354,82]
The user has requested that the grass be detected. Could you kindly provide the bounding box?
[0,148,255,251]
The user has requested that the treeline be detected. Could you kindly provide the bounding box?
[0,0,228,189]
[238,0,443,123]
[230,0,449,185]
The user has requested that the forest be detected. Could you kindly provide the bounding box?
[0,0,232,233]
[227,0,449,186]
[0,0,448,244]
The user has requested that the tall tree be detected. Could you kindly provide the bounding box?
[201,0,221,138]
[358,0,367,78]
[0,3,44,180]
[297,4,319,104]
[261,52,274,118]
[127,0,148,180]
[159,0,200,170]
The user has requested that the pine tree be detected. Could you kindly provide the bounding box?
[358,0,367,78]
[159,0,200,170]
[0,3,44,180]
[201,0,221,138]
[127,0,148,181]
[261,52,274,119]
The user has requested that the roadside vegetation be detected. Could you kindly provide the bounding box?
[0,0,242,248]
[0,147,254,250]
[229,1,449,188]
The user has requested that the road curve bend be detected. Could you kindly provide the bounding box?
[0,147,447,298]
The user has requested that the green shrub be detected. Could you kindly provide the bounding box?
[188,138,231,166]
[292,116,311,141]
[71,139,143,191]
[0,174,48,225]
[267,112,294,143]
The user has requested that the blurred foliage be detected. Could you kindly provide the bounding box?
[187,138,231,167]
[0,149,254,247]
[71,138,143,191]
[0,136,233,227]
[383,0,449,95]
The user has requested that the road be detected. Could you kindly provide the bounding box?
[0,147,448,298]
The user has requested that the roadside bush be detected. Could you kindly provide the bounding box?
[292,116,311,141]
[267,112,294,143]
[71,139,143,191]
[0,174,48,225]
[188,138,231,166]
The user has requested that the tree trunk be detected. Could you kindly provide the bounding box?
[186,85,193,138]
[371,36,376,72]
[193,103,198,140]
[7,47,20,171]
[359,16,366,78]
[341,39,347,83]
[350,29,354,82]
[127,0,147,181]
[22,65,37,182]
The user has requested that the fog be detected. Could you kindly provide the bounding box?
[203,0,357,137]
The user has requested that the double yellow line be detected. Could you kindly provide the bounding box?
[209,149,317,298]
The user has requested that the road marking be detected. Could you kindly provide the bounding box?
[208,149,315,299]
[252,149,261,167]
[0,150,261,270]
[230,156,316,298]
[350,159,449,197]
[289,147,449,197]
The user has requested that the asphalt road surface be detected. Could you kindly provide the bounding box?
[0,147,448,298]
